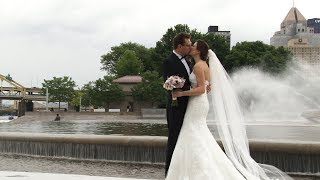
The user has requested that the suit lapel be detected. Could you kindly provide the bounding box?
[186,59,192,74]
[171,53,190,76]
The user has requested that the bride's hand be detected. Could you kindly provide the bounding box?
[206,84,212,93]
[172,90,183,98]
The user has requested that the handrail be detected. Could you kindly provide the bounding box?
[0,74,26,94]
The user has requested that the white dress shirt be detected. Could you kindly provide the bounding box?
[173,50,190,74]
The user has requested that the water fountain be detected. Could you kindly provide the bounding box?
[232,61,320,122]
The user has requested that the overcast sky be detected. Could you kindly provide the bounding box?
[0,0,319,88]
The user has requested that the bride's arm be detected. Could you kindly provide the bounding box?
[173,64,206,97]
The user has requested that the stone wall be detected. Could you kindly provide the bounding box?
[0,132,320,174]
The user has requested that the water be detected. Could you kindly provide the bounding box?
[0,120,319,142]
[0,116,17,123]
[232,61,320,121]
[0,120,168,136]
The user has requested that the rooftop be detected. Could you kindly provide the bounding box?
[113,75,142,84]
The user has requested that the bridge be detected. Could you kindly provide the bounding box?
[0,87,46,101]
[0,74,48,116]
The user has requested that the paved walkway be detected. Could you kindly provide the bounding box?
[0,171,154,180]
[0,154,164,179]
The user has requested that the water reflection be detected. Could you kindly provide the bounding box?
[0,120,168,136]
[0,120,319,142]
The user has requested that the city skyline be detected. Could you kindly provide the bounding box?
[0,0,319,87]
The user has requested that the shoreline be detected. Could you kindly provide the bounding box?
[7,111,320,127]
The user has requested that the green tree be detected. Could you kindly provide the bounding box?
[115,50,144,77]
[42,76,76,110]
[260,46,292,74]
[131,71,167,107]
[70,90,92,111]
[225,41,291,74]
[148,47,164,75]
[202,33,230,65]
[90,76,125,112]
[70,90,83,107]
[5,74,13,81]
[100,42,151,75]
[81,82,95,109]
[154,24,230,73]
[154,24,192,63]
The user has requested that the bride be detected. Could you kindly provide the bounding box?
[166,40,292,179]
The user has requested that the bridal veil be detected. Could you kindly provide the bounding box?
[208,49,292,180]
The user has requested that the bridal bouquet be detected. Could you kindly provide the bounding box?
[163,75,186,106]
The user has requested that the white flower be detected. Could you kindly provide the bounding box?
[163,75,186,91]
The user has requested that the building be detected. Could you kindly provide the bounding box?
[307,18,320,34]
[111,75,154,113]
[207,26,231,49]
[270,6,320,75]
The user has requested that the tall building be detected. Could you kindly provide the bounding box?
[207,26,231,49]
[270,7,320,72]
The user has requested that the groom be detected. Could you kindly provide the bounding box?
[162,32,192,176]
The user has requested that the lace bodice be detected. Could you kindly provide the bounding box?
[189,72,209,87]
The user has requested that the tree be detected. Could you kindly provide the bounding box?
[115,50,144,77]
[260,46,292,74]
[5,74,13,81]
[100,42,151,75]
[154,24,230,74]
[224,41,292,74]
[70,90,91,111]
[42,76,76,110]
[89,76,125,112]
[154,24,192,63]
[148,47,164,75]
[70,90,83,107]
[80,82,96,109]
[202,33,230,66]
[131,71,167,107]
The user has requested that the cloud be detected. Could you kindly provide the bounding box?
[0,0,319,87]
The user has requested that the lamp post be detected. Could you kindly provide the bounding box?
[79,96,82,112]
[46,87,49,111]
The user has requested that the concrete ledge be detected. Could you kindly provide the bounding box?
[141,109,166,119]
[0,132,166,147]
[248,139,320,154]
[0,132,320,154]
[0,132,320,173]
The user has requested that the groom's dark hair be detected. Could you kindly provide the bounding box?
[173,32,191,50]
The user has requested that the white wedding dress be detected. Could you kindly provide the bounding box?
[166,72,247,180]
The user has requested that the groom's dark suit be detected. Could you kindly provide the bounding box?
[162,52,192,175]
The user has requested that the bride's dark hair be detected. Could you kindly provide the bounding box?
[196,40,209,61]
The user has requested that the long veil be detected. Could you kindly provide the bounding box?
[207,49,292,180]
